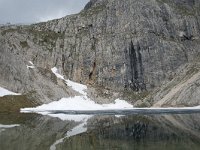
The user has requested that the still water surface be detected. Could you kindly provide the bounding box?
[0,112,200,150]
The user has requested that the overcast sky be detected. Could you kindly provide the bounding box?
[0,0,89,24]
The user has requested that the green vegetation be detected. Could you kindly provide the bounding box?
[1,25,64,52]
[0,94,38,113]
[26,27,64,51]
[122,90,149,103]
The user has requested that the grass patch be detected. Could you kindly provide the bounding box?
[0,94,38,113]
[122,90,149,103]
[26,27,64,51]
[1,25,64,52]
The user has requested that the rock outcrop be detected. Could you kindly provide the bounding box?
[0,0,200,105]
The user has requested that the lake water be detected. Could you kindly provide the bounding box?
[0,112,200,150]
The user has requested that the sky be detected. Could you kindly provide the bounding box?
[0,0,89,24]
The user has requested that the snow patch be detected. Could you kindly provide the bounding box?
[0,87,21,97]
[27,66,35,69]
[51,67,64,80]
[102,99,133,109]
[66,79,87,96]
[179,31,186,37]
[21,94,200,122]
[21,96,133,114]
[27,61,35,69]
[29,61,34,66]
[0,124,20,128]
[51,67,87,95]
[0,124,20,133]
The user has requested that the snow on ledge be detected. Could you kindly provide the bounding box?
[0,87,21,97]
[51,67,87,95]
[51,67,64,80]
[66,79,87,96]
[0,124,20,128]
[27,61,35,69]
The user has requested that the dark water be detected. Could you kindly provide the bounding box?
[0,112,200,150]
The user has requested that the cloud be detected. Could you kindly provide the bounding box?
[0,0,89,24]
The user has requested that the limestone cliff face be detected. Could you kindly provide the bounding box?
[0,0,200,105]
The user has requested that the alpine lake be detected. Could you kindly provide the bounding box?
[0,110,200,150]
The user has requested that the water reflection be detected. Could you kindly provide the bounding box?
[58,114,200,150]
[0,113,200,150]
[0,124,19,133]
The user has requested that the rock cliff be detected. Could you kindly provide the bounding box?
[0,0,200,106]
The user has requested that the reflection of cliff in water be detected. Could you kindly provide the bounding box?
[0,113,200,150]
[58,114,200,150]
[0,113,78,150]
